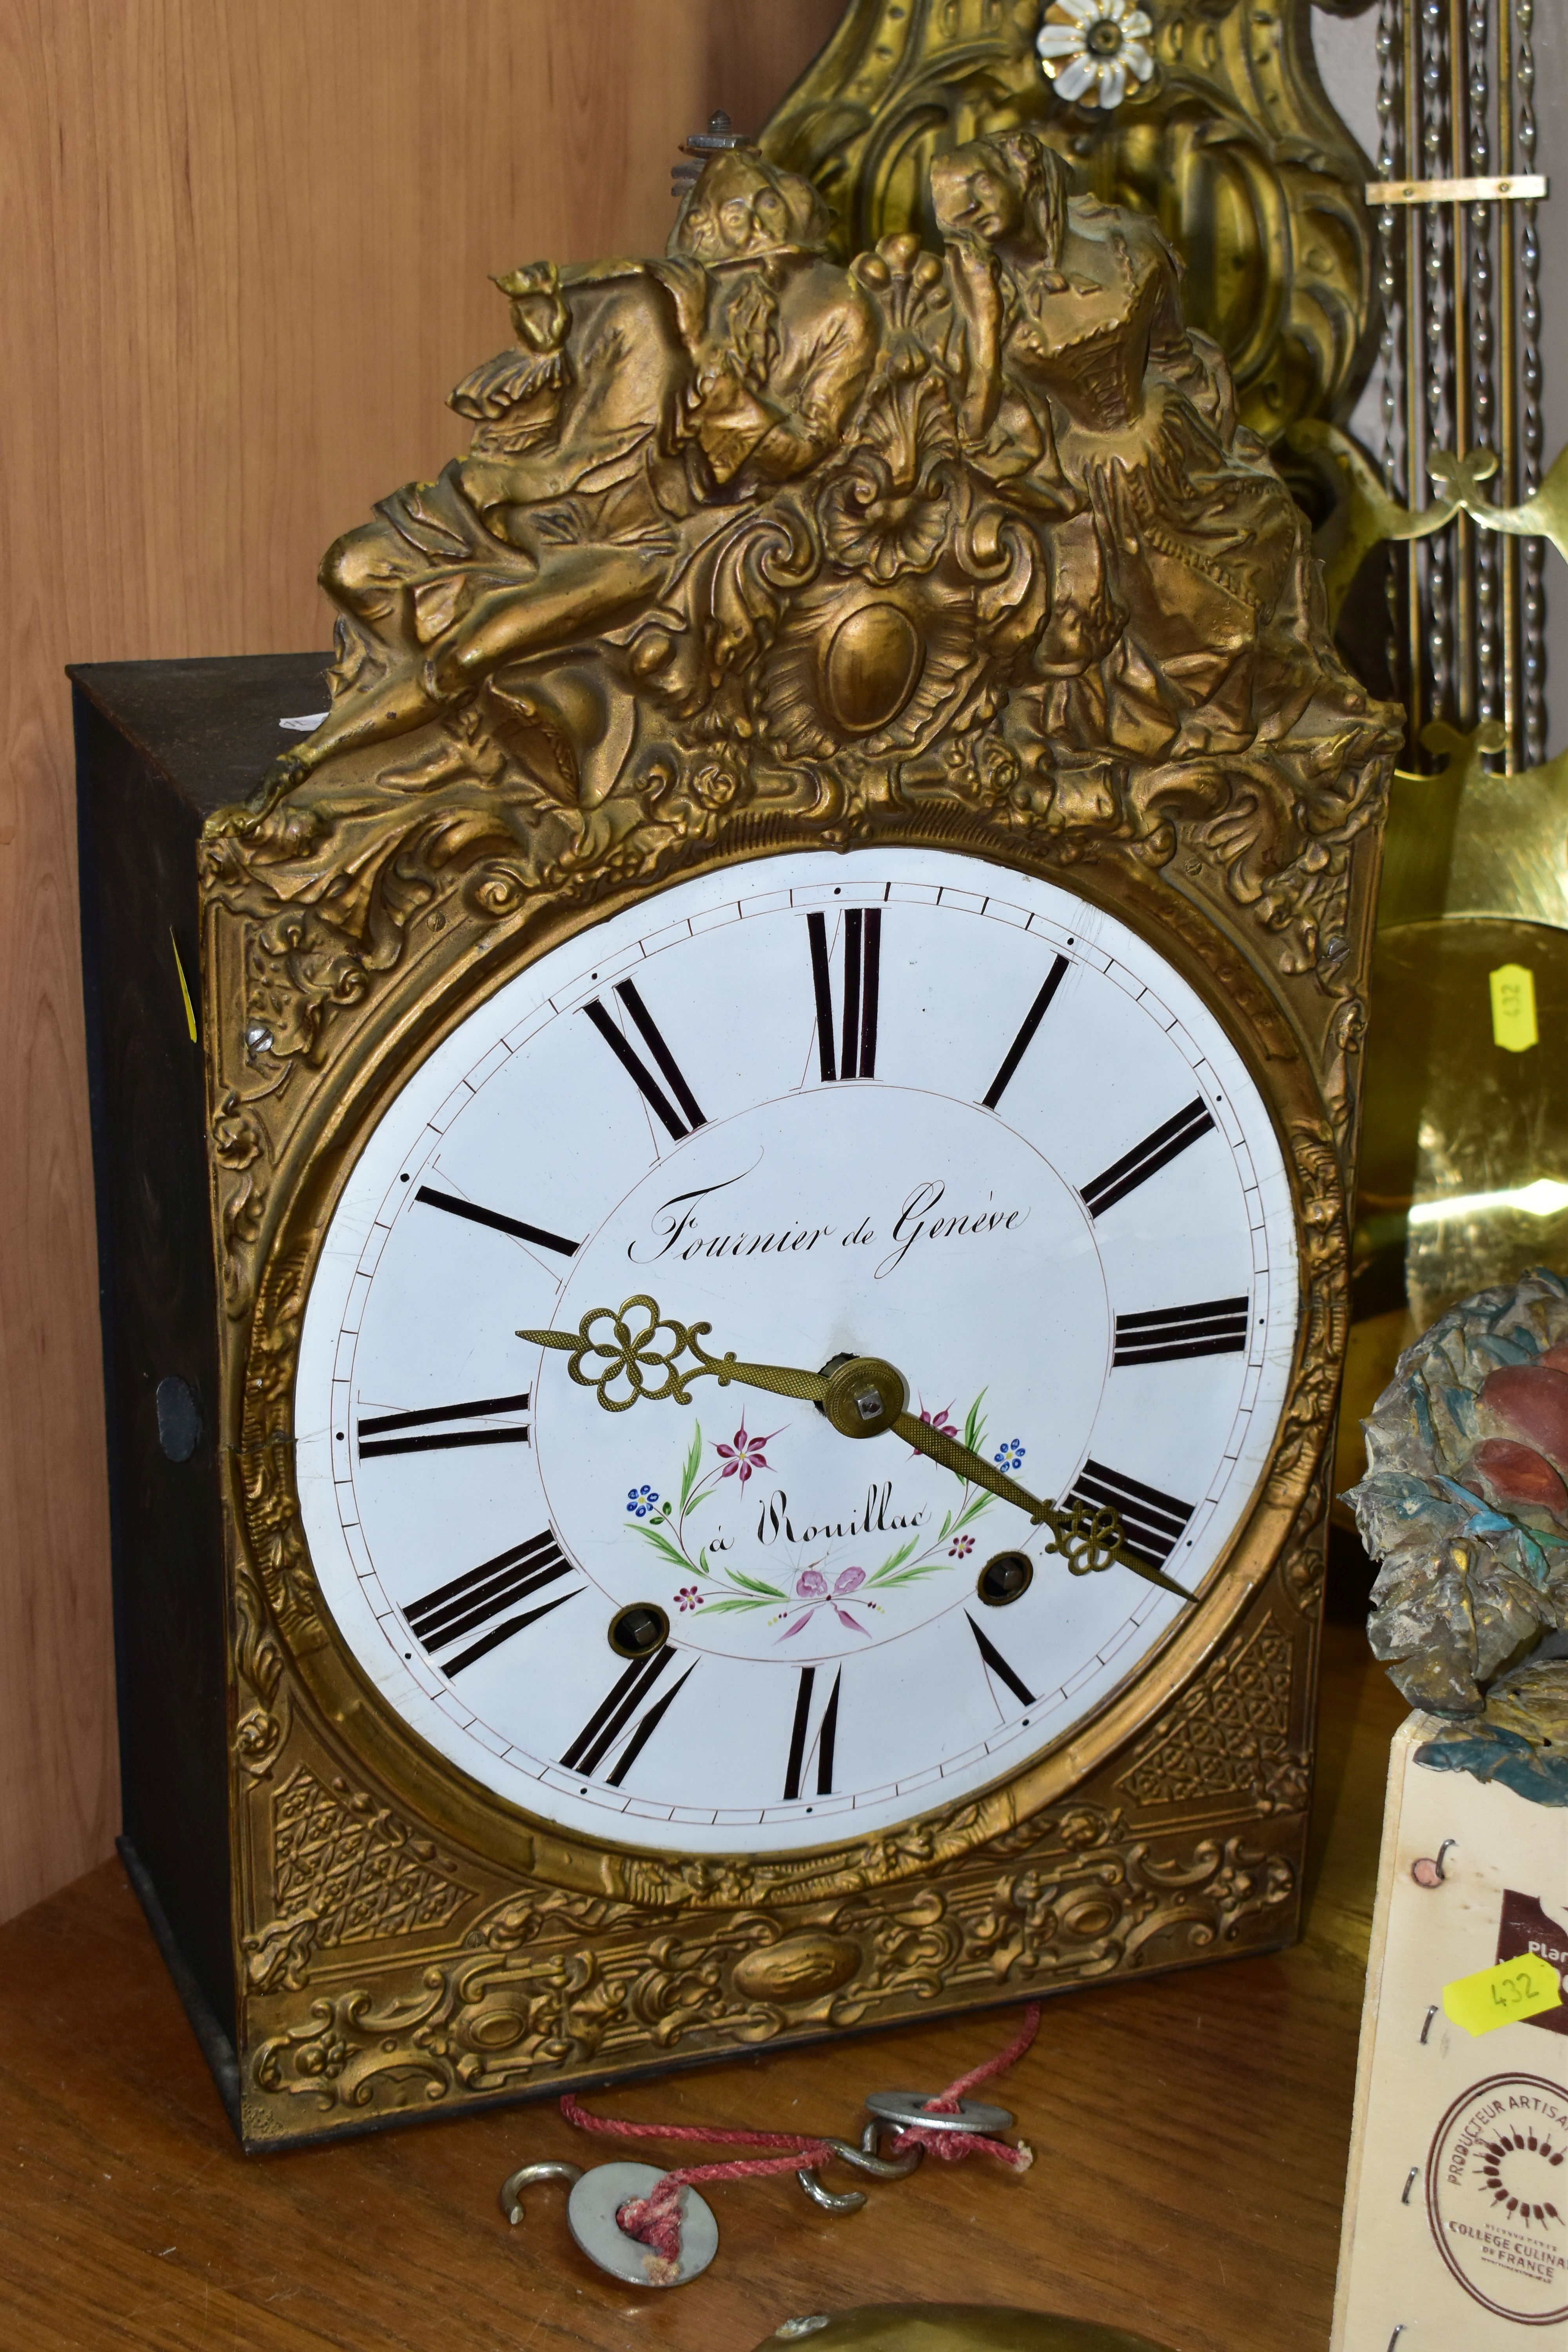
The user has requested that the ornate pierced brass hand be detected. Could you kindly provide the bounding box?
[517,1294,830,1413]
[517,1297,1195,1603]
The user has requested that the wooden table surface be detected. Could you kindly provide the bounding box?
[0,1622,1407,2352]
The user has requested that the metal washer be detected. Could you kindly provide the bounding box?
[864,2090,1014,2137]
[564,2161,719,2287]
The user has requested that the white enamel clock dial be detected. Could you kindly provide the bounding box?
[295,848,1299,1855]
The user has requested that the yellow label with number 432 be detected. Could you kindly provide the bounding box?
[1443,1951,1563,2036]
[1490,962,1539,1052]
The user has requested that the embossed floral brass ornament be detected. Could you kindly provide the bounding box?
[1036,3,1156,113]
[190,134,1397,2148]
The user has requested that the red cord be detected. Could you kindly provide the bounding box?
[559,2001,1040,2275]
[919,1999,1041,2107]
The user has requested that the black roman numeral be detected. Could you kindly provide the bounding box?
[966,1613,1035,1707]
[808,907,880,1081]
[357,1391,531,1458]
[1080,1097,1215,1218]
[783,1665,842,1800]
[404,1530,575,1674]
[1067,1460,1195,1569]
[982,953,1069,1109]
[560,1648,696,1787]
[1113,1296,1249,1367]
[583,980,706,1140]
[416,1185,579,1258]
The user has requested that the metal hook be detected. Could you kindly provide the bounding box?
[1412,1838,1455,1887]
[499,2159,720,2285]
[500,2158,583,2227]
[795,2120,924,2214]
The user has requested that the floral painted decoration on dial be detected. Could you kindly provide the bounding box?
[626,1399,1003,1639]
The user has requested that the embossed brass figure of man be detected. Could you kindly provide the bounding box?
[289,149,874,787]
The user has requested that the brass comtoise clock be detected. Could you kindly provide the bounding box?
[78,132,1398,2148]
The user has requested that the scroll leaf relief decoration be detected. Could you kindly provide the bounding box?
[201,140,1397,1137]
[1114,1617,1306,1816]
[245,1798,1296,2120]
[602,1795,1007,1913]
[1267,1116,1350,1504]
[232,1550,289,1779]
[969,1820,1296,1985]
[245,1766,470,1993]
[1278,1472,1329,1615]
[211,1090,270,1316]
[235,1244,325,1646]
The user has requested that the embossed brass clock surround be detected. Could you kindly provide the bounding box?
[199,128,1394,2139]
[212,811,1355,2131]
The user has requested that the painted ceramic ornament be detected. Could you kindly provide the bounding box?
[1345,1265,1568,1749]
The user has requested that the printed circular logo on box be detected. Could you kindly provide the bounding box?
[1426,2073,1568,2323]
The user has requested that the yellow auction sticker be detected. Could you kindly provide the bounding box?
[1443,1953,1564,2036]
[1490,962,1539,1052]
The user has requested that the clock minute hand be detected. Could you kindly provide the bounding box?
[894,1410,1196,1603]
[893,1408,1048,1520]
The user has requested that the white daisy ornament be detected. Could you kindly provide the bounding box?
[1036,0,1155,111]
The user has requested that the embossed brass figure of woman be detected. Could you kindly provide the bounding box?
[929,130,1376,826]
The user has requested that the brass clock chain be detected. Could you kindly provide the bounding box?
[499,2004,1042,2288]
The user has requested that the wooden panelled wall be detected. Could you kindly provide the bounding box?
[0,0,842,1926]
